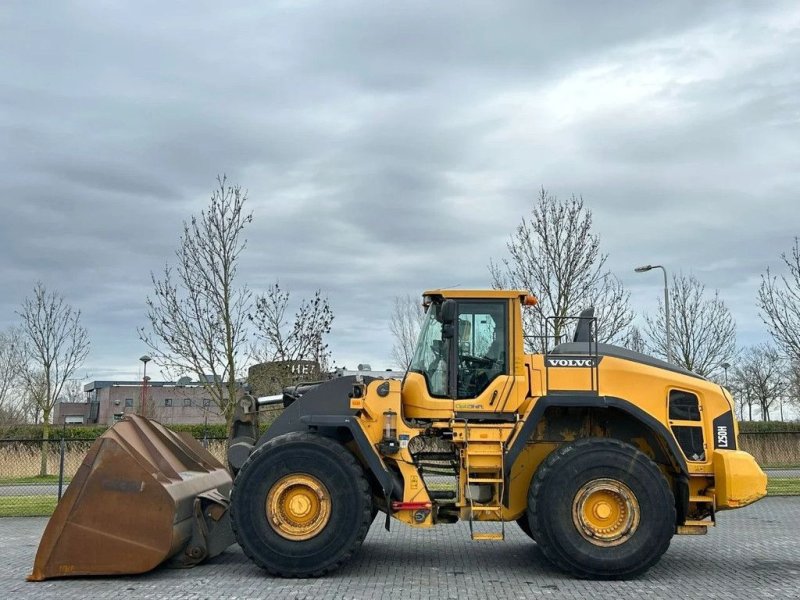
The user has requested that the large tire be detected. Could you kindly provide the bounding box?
[516,515,536,541]
[529,438,675,579]
[231,432,372,577]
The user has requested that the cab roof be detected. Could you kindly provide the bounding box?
[422,289,531,300]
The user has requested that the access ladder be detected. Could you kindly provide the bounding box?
[463,422,506,541]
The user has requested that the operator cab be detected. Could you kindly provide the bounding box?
[402,290,531,419]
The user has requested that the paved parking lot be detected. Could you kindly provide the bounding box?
[1,497,799,600]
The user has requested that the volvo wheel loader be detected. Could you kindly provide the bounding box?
[30,289,767,581]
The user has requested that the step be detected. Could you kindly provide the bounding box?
[467,478,504,483]
[470,505,503,512]
[683,519,714,527]
[690,495,715,504]
[466,448,504,456]
[471,532,504,541]
[676,523,708,535]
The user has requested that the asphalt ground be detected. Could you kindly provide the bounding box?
[764,468,800,478]
[1,497,799,600]
[0,484,61,496]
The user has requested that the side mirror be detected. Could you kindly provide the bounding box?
[441,299,456,324]
[440,300,457,339]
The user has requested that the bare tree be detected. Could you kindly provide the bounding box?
[140,176,252,436]
[58,378,86,403]
[727,364,754,421]
[644,273,736,377]
[489,188,633,352]
[0,327,20,423]
[251,282,334,389]
[623,325,648,354]
[17,283,90,475]
[0,403,23,426]
[758,237,800,364]
[731,344,785,421]
[390,294,424,370]
[786,361,800,417]
[17,368,47,424]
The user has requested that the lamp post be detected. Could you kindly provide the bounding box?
[140,355,151,417]
[635,264,672,364]
[721,362,730,387]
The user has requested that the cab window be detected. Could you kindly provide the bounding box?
[409,303,450,397]
[456,302,507,399]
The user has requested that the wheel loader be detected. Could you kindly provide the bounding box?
[29,289,767,581]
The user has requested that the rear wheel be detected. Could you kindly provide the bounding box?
[516,515,536,541]
[231,432,372,577]
[529,438,675,579]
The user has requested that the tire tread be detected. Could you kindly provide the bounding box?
[529,437,675,579]
[230,432,372,578]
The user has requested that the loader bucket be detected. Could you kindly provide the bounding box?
[28,415,235,581]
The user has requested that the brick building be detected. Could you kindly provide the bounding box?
[54,380,232,426]
[52,362,397,427]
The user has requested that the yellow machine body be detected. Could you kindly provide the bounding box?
[348,289,766,531]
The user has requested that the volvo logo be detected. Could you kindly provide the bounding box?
[546,358,595,368]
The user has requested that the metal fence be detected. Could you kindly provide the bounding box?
[0,436,229,517]
[738,432,800,496]
[1,432,798,517]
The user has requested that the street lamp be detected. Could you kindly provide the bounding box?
[721,362,731,387]
[635,264,672,364]
[140,355,151,417]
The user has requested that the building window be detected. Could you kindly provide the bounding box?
[202,398,211,408]
[164,398,173,408]
[183,398,192,408]
[124,398,134,408]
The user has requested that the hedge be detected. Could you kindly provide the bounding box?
[0,424,109,440]
[738,420,800,433]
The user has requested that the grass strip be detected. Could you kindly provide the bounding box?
[767,477,800,496]
[0,495,58,517]
[0,475,69,485]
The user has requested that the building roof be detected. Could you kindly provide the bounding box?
[422,288,531,299]
[84,380,207,391]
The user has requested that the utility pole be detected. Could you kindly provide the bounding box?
[635,264,672,364]
[140,355,151,417]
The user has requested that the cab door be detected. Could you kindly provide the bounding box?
[453,300,515,415]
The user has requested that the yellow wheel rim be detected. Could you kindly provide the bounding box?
[266,474,331,541]
[572,478,640,547]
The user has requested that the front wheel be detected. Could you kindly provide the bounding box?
[231,432,372,577]
[529,438,675,579]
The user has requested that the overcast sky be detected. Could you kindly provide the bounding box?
[1,1,798,382]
